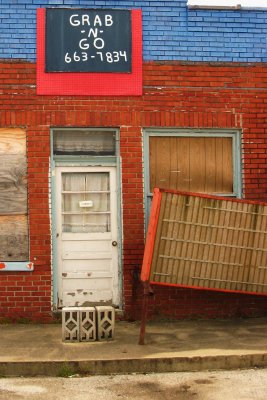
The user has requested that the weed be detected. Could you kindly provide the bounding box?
[57,363,77,377]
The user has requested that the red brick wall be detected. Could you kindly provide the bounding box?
[0,61,267,322]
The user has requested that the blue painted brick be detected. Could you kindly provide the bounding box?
[0,0,267,62]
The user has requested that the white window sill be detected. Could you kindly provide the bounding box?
[187,1,267,9]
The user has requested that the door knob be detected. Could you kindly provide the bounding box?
[112,241,118,247]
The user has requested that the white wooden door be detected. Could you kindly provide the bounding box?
[55,166,119,308]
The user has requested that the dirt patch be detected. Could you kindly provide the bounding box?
[109,380,199,400]
[194,379,214,385]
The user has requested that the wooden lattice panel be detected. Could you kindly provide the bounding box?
[143,189,267,295]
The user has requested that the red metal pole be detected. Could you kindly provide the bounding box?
[139,281,154,345]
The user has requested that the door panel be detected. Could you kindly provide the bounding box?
[62,278,113,307]
[62,259,112,272]
[55,166,119,307]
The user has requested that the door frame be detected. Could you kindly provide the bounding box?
[50,128,122,311]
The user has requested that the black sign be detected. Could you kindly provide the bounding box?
[45,9,132,73]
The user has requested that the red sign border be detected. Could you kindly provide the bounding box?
[36,8,142,96]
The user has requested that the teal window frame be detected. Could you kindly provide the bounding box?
[143,128,242,228]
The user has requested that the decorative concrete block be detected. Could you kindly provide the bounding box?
[95,306,115,341]
[62,307,80,342]
[79,307,96,342]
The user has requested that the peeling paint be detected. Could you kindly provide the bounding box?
[27,262,34,270]
[78,300,113,307]
[0,262,34,272]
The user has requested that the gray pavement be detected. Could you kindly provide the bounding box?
[1,370,267,400]
[0,317,267,377]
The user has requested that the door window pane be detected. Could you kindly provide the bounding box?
[61,172,110,233]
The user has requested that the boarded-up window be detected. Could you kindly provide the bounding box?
[149,136,234,195]
[0,128,28,261]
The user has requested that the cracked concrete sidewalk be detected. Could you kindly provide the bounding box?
[0,317,267,377]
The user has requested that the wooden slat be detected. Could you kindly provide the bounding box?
[205,138,216,193]
[150,191,168,282]
[149,137,171,190]
[189,138,206,192]
[158,192,174,283]
[169,137,179,190]
[149,137,157,192]
[222,138,233,193]
[214,138,224,193]
[161,192,178,284]
[177,138,190,192]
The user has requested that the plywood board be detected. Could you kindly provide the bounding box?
[0,155,27,214]
[0,215,28,260]
[149,136,233,194]
[0,128,29,263]
[0,128,26,155]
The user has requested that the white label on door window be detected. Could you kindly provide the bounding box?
[79,200,93,208]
